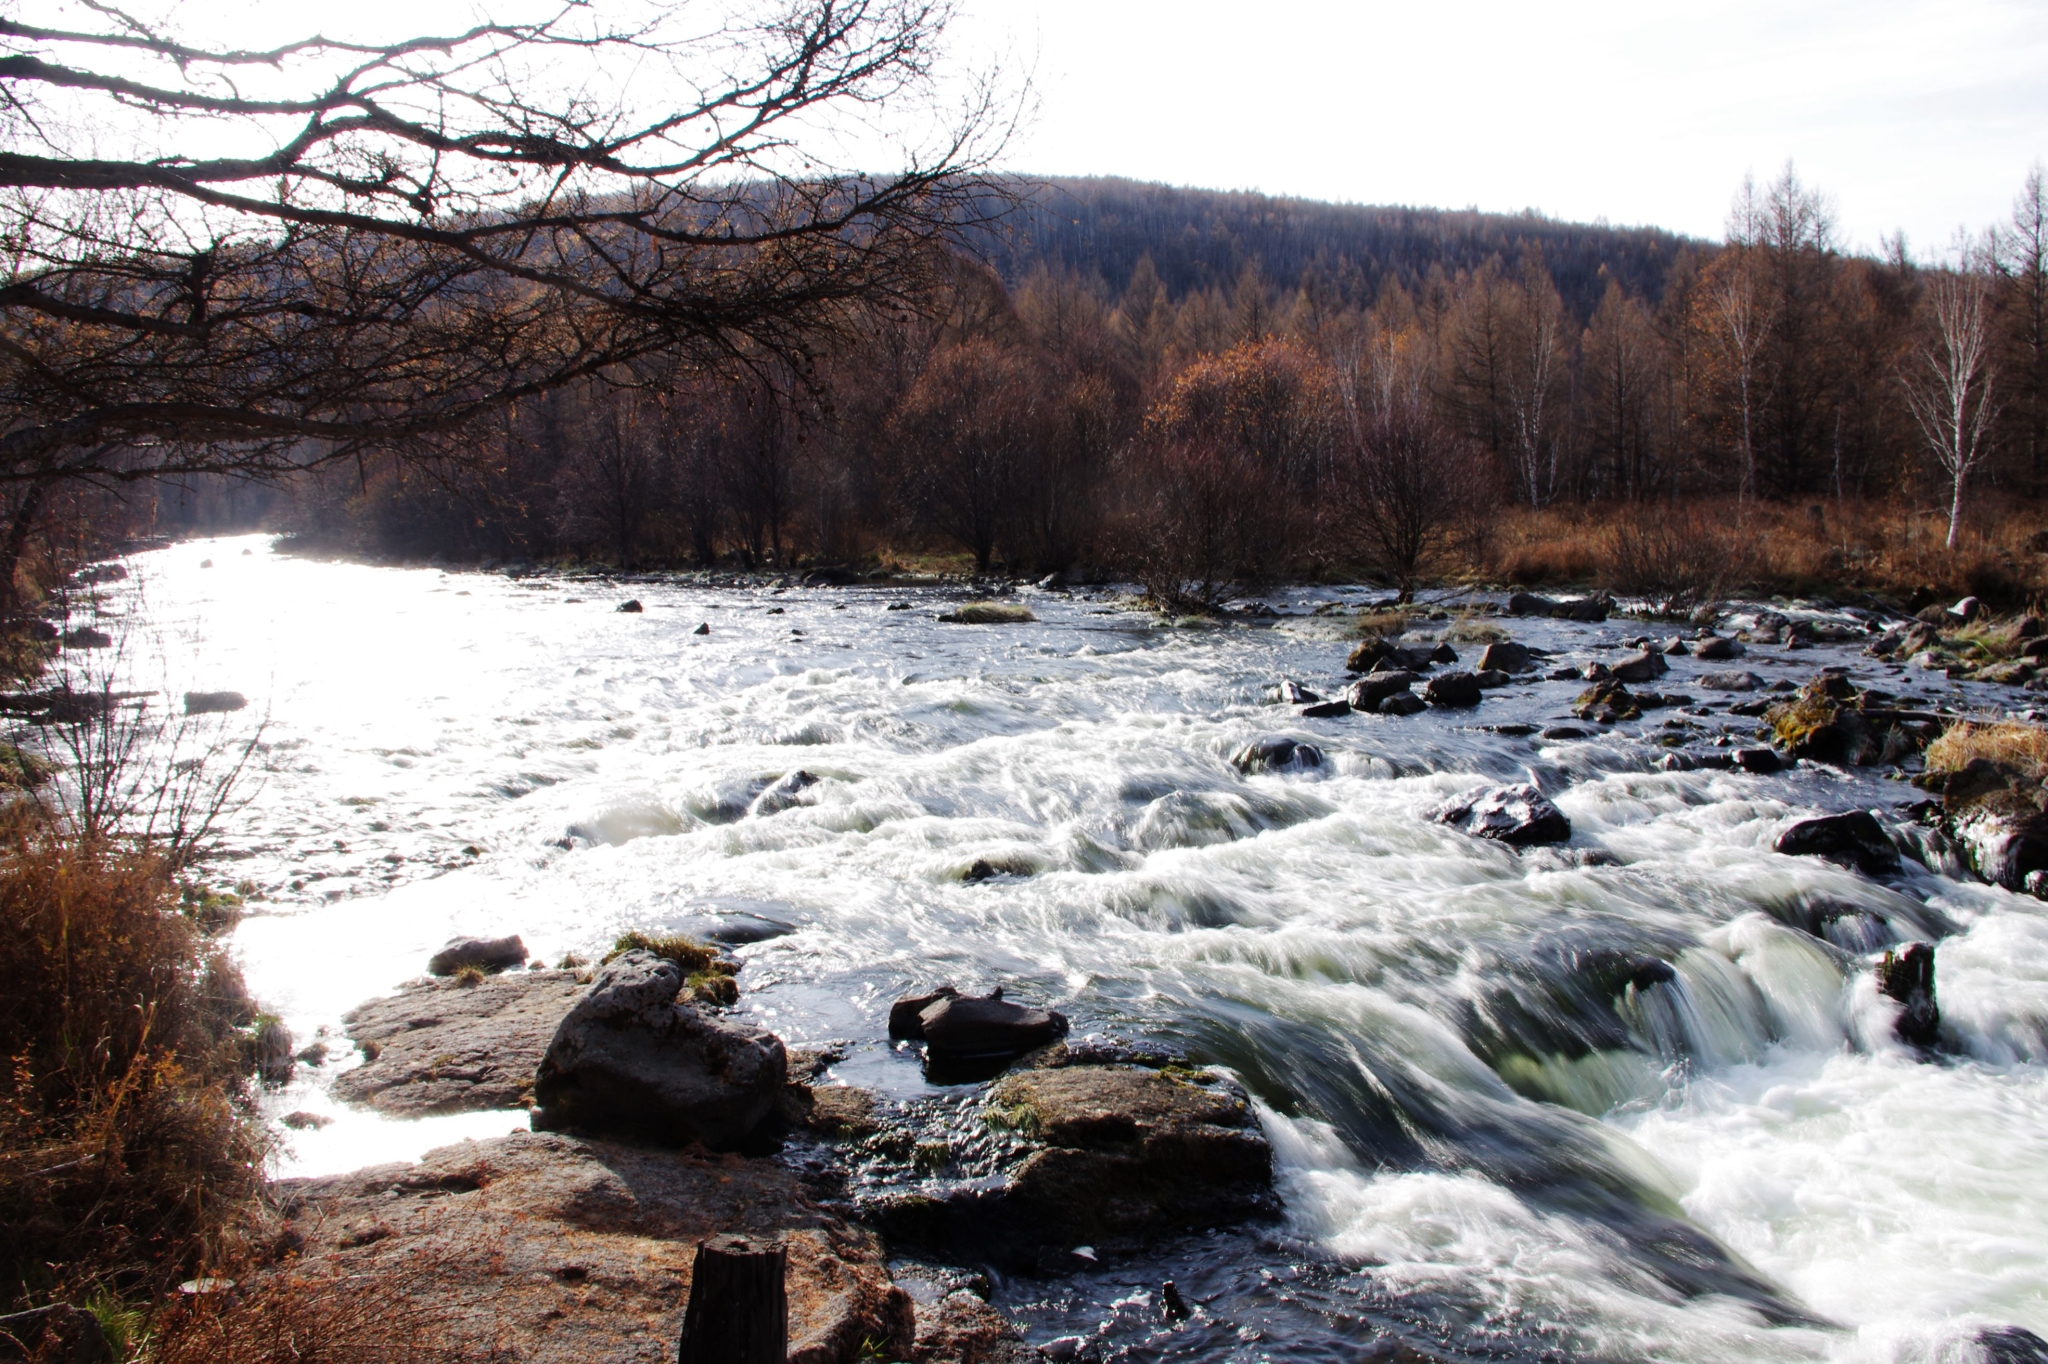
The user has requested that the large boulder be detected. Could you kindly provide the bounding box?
[1773,811,1900,877]
[532,951,785,1149]
[1942,760,2048,891]
[1347,670,1419,713]
[1346,638,1441,674]
[869,1063,1273,1264]
[428,934,528,976]
[1423,671,1482,707]
[1876,943,1939,1048]
[1506,592,1558,617]
[1231,736,1323,774]
[1555,594,1612,622]
[1430,783,1570,846]
[1477,640,1532,673]
[917,991,1069,1082]
[1610,649,1669,684]
[1574,678,1642,723]
[339,970,590,1116]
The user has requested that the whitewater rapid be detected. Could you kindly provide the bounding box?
[56,534,2048,1363]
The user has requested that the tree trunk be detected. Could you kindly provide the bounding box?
[0,479,49,623]
[677,1236,786,1364]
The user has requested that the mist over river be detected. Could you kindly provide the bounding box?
[66,534,2048,1363]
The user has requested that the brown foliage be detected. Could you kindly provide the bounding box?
[0,816,265,1308]
[152,1250,485,1364]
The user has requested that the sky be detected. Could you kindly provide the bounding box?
[42,0,2048,254]
[948,0,2048,253]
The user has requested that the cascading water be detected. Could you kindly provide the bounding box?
[53,534,2048,1363]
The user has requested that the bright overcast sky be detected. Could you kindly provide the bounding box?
[954,0,2048,253]
[78,0,2048,254]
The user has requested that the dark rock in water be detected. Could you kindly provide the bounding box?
[532,950,785,1148]
[1663,637,1691,655]
[1941,760,2048,890]
[802,566,861,586]
[693,622,710,635]
[1430,783,1570,846]
[1542,726,1594,740]
[339,970,589,1116]
[1698,670,1765,691]
[1876,942,1939,1048]
[1506,592,1559,616]
[1269,678,1320,704]
[428,934,528,976]
[1693,636,1743,661]
[1299,698,1351,718]
[1429,642,1459,665]
[748,769,819,817]
[61,625,112,648]
[887,601,913,611]
[183,689,247,715]
[1378,692,1426,716]
[1575,678,1642,723]
[889,987,960,1041]
[1477,640,1532,672]
[1346,637,1439,673]
[1474,668,1512,689]
[1423,671,1482,707]
[1978,1325,2048,1364]
[1655,753,1696,771]
[1556,594,1611,622]
[1347,670,1419,712]
[1231,736,1323,774]
[281,1110,332,1130]
[1734,748,1789,774]
[1610,649,1669,683]
[870,1064,1272,1262]
[1774,811,1901,877]
[616,599,643,613]
[918,992,1069,1082]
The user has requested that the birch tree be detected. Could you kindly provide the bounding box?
[1903,244,2000,550]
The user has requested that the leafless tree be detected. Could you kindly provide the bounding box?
[1903,241,2000,549]
[1503,256,1563,510]
[0,1,1012,490]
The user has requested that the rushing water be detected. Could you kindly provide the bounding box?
[55,534,2048,1363]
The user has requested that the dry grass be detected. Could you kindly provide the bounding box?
[1355,607,1414,637]
[1482,498,2048,607]
[1925,720,2048,781]
[152,1249,487,1364]
[1444,612,1506,643]
[0,812,267,1311]
[603,930,723,973]
[938,600,1036,624]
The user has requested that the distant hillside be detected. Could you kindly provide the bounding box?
[976,176,1706,320]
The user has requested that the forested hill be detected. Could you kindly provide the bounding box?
[977,176,1705,319]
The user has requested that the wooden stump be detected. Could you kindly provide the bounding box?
[677,1235,786,1364]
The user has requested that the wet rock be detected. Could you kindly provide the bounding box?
[532,951,786,1149]
[1949,595,1984,623]
[917,991,1069,1082]
[1474,668,1512,689]
[60,625,112,648]
[1506,591,1558,616]
[1655,753,1695,771]
[1477,640,1532,672]
[911,1289,1035,1364]
[1378,691,1426,716]
[872,1065,1272,1264]
[281,1110,332,1130]
[1268,678,1321,705]
[1941,759,2048,890]
[1231,736,1323,773]
[615,599,643,613]
[1698,670,1765,691]
[888,987,960,1040]
[1345,636,1437,673]
[693,622,710,635]
[273,1131,912,1364]
[1541,725,1593,740]
[1574,678,1642,723]
[1774,811,1901,877]
[748,769,820,817]
[1428,642,1459,665]
[1429,783,1570,846]
[182,689,247,715]
[1555,593,1612,622]
[1734,748,1789,774]
[1693,635,1744,661]
[1346,670,1419,712]
[1876,942,1939,1047]
[1978,1325,2048,1364]
[1610,649,1669,684]
[428,934,529,976]
[1299,698,1351,718]
[1663,637,1691,655]
[338,970,589,1116]
[1423,670,1482,707]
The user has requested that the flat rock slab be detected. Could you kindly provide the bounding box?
[337,970,589,1117]
[273,1131,910,1364]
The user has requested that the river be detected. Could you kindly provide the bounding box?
[60,533,2048,1363]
